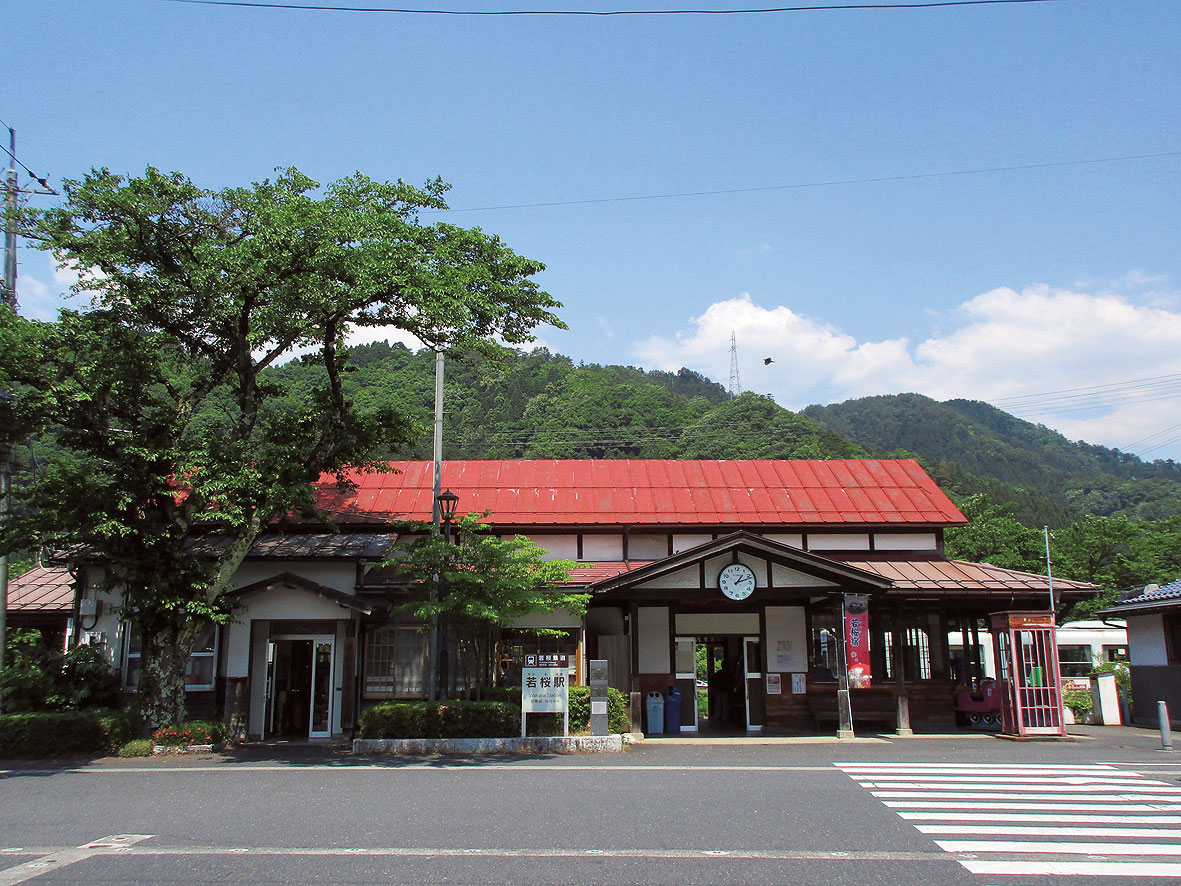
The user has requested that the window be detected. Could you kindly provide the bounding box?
[499,629,578,686]
[363,626,427,699]
[1165,614,1181,666]
[810,610,840,681]
[1057,644,1093,678]
[123,623,218,692]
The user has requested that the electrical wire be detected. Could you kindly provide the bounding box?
[426,152,1180,214]
[0,117,53,190]
[163,0,1071,17]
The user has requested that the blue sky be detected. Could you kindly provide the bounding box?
[5,0,1180,458]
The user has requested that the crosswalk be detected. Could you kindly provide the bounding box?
[836,762,1181,879]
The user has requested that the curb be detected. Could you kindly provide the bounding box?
[354,734,635,755]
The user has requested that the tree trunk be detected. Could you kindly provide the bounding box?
[138,617,198,729]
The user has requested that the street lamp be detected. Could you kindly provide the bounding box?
[437,489,459,544]
[430,489,460,700]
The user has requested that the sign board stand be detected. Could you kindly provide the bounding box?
[521,653,570,738]
[589,659,609,736]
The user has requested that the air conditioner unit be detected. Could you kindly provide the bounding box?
[80,631,107,646]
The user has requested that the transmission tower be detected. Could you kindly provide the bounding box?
[728,331,741,397]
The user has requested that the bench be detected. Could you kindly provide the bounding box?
[808,688,898,732]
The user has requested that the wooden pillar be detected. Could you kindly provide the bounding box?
[959,617,971,685]
[892,601,913,736]
[937,601,951,681]
[969,618,983,684]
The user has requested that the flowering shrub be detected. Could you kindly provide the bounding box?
[153,723,213,747]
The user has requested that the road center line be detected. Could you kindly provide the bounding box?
[0,845,956,863]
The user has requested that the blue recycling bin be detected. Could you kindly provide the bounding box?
[664,685,682,735]
[645,691,664,735]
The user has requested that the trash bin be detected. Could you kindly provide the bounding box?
[664,685,682,735]
[645,691,664,735]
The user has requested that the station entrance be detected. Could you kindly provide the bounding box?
[672,635,764,733]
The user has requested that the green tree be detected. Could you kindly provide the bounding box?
[387,513,586,697]
[944,494,1046,572]
[2,167,562,726]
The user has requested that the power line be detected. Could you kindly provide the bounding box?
[427,152,1180,214]
[163,0,1070,17]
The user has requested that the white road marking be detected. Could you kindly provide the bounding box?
[883,800,1181,811]
[0,763,839,775]
[962,859,1181,878]
[899,811,1181,823]
[0,845,953,862]
[871,790,1181,801]
[0,835,152,886]
[859,784,1181,798]
[916,823,1181,838]
[838,761,1181,880]
[855,774,1155,784]
[934,839,1181,856]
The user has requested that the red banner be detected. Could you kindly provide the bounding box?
[844,595,872,688]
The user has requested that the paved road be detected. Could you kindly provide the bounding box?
[2,726,1179,885]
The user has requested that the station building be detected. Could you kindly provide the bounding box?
[76,459,1098,739]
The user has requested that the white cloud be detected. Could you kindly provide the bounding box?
[631,280,1181,460]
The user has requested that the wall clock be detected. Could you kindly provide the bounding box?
[718,563,756,600]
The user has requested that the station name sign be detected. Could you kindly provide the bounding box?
[522,654,569,713]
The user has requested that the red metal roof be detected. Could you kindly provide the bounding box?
[316,459,966,527]
[7,566,75,612]
[841,559,1097,596]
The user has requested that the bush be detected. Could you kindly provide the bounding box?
[1064,688,1093,720]
[359,700,521,739]
[0,710,112,757]
[119,739,153,757]
[153,722,214,747]
[99,710,145,749]
[0,631,120,713]
[501,685,631,736]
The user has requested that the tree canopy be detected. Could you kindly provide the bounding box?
[1,166,563,725]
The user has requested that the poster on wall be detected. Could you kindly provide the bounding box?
[843,594,872,688]
[766,673,782,695]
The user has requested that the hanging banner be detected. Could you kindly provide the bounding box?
[843,595,872,688]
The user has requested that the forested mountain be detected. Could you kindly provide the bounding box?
[803,394,1181,525]
[272,342,865,462]
[264,343,1181,529]
[14,339,1181,599]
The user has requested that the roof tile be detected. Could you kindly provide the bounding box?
[315,459,966,527]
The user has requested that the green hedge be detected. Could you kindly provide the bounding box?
[359,687,632,740]
[359,700,521,739]
[0,709,142,758]
[526,686,631,736]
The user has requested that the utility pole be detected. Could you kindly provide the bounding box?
[1044,526,1055,614]
[1,125,58,673]
[428,347,445,700]
[1,126,19,672]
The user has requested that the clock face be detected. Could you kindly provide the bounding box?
[718,563,756,600]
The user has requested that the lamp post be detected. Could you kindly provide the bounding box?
[438,489,459,544]
[430,489,460,699]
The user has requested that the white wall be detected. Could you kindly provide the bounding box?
[764,606,808,673]
[1128,614,1168,666]
[874,532,937,551]
[637,607,670,673]
[675,612,760,635]
[807,533,870,551]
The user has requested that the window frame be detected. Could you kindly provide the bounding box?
[122,622,219,693]
[363,625,428,700]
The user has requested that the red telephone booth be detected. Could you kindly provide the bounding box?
[990,611,1067,738]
